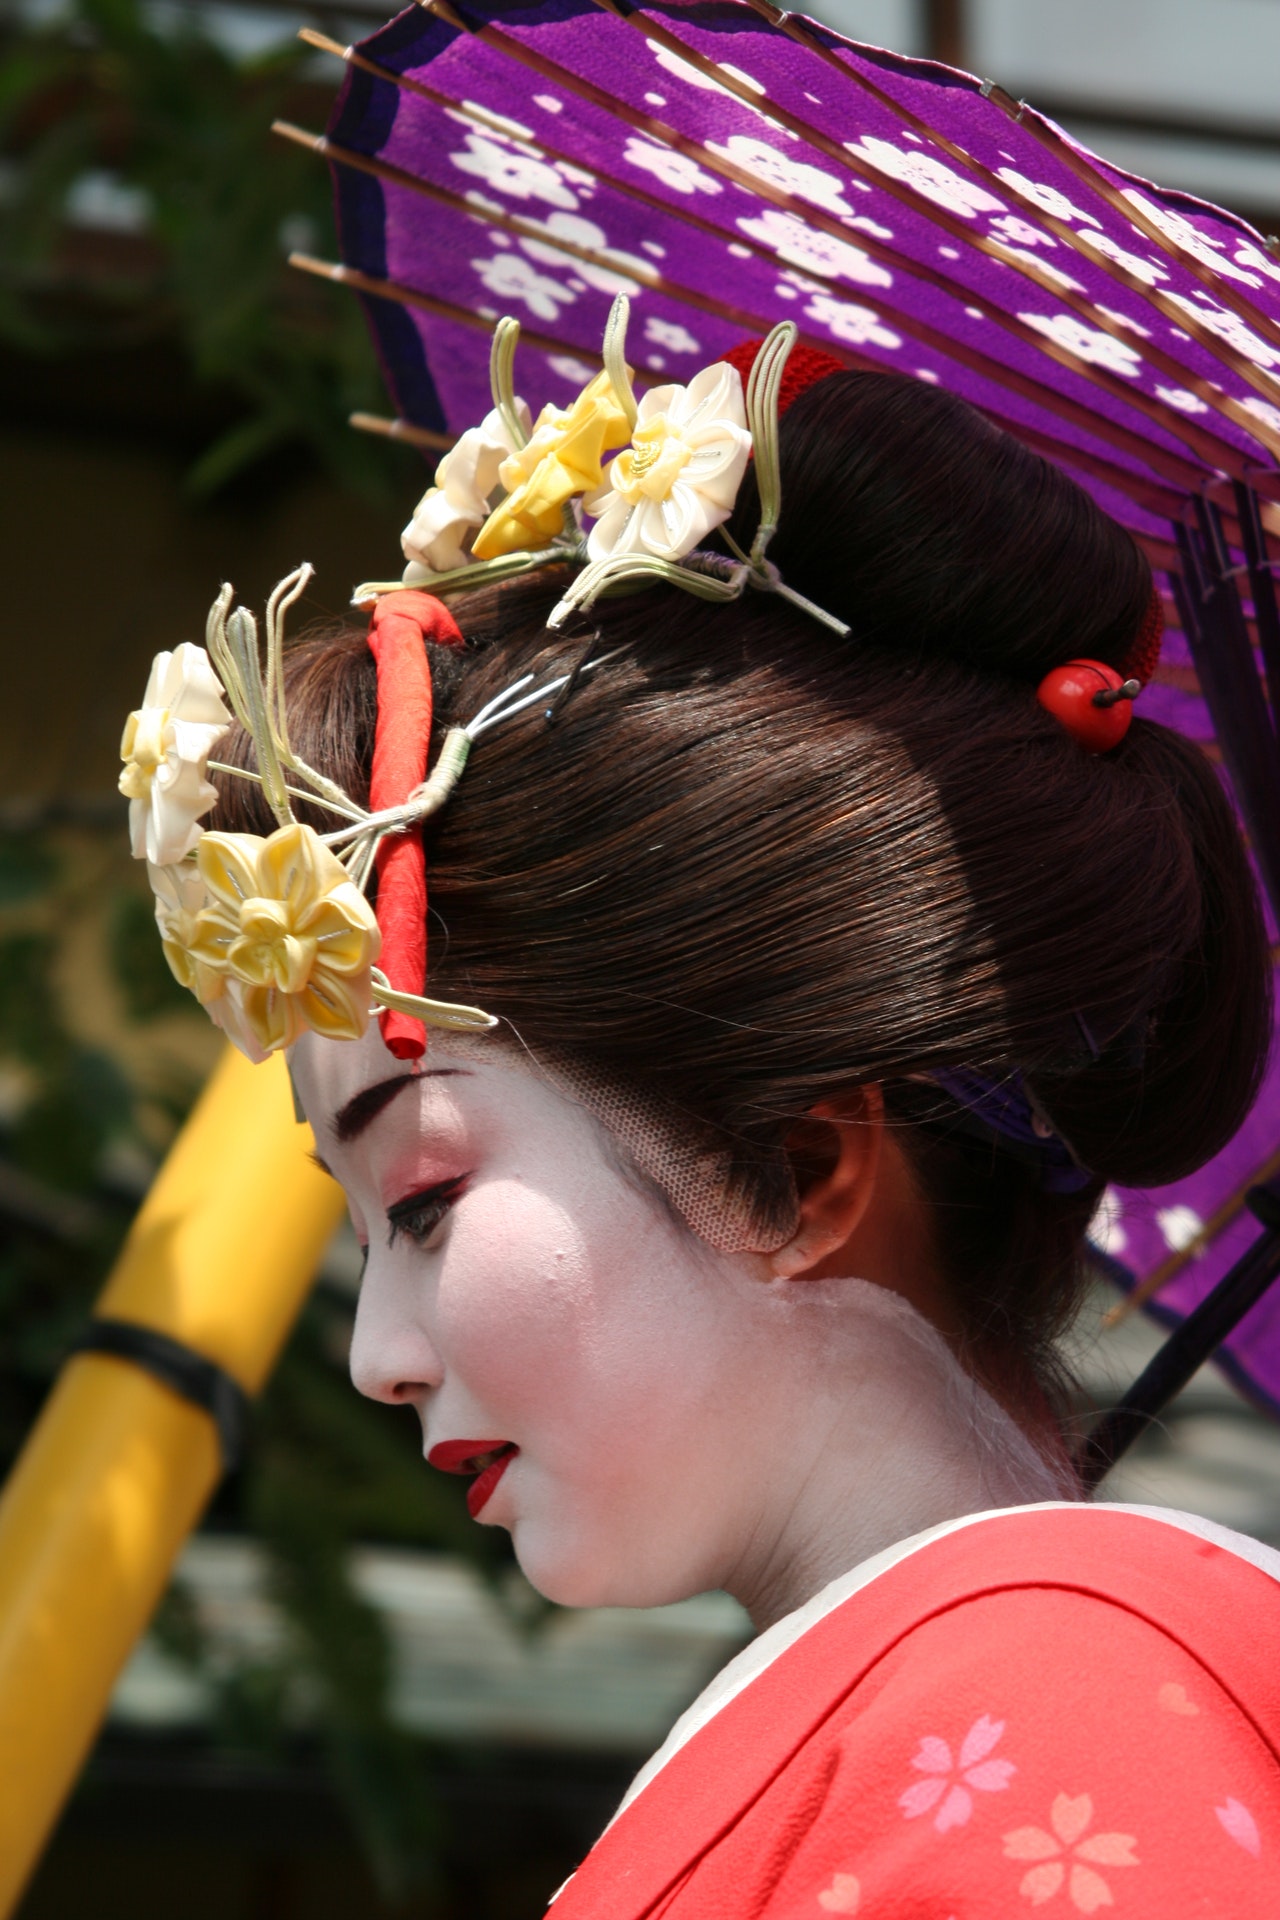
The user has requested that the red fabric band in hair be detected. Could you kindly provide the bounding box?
[366,589,466,1060]
[719,338,846,418]
[1122,584,1165,687]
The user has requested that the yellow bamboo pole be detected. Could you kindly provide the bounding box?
[0,1045,345,1914]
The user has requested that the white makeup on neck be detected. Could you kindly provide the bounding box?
[291,1025,1071,1629]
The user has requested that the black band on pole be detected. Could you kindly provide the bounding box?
[1080,1179,1280,1492]
[69,1318,250,1475]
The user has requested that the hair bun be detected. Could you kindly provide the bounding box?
[725,367,1154,685]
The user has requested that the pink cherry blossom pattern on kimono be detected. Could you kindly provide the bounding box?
[898,1714,1016,1832]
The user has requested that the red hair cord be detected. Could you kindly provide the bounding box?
[366,590,466,1059]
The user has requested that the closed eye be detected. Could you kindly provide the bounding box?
[386,1175,470,1250]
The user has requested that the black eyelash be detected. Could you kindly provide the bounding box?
[386,1175,470,1249]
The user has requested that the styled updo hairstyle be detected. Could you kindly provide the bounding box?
[214,369,1271,1420]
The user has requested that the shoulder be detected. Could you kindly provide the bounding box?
[555,1508,1280,1920]
[754,1501,1280,1704]
[746,1506,1280,1919]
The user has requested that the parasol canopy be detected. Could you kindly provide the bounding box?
[290,0,1280,1414]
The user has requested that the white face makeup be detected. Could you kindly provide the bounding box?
[290,1023,792,1610]
[291,1024,1072,1623]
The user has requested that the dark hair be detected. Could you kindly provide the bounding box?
[214,370,1271,1417]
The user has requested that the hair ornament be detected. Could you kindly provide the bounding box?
[1036,659,1143,754]
[930,1067,1094,1196]
[121,564,610,1062]
[365,589,464,1060]
[355,296,850,640]
[1035,586,1163,754]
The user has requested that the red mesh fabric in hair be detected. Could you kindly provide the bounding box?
[366,590,465,1059]
[1122,585,1165,687]
[719,339,846,418]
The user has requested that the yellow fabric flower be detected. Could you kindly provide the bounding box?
[471,370,633,560]
[186,823,381,1053]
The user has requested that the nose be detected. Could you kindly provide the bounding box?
[348,1257,444,1406]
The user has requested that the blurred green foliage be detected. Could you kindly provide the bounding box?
[0,0,402,499]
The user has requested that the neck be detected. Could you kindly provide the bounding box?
[720,1280,1075,1632]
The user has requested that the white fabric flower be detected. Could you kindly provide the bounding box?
[584,363,751,564]
[401,401,532,579]
[120,644,231,866]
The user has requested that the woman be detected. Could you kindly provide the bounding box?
[172,354,1280,1912]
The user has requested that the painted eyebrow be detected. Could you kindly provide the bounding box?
[330,1069,470,1147]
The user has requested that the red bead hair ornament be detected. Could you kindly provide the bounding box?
[1036,661,1142,753]
[1036,588,1164,754]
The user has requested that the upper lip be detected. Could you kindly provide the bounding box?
[428,1438,514,1475]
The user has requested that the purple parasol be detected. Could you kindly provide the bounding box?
[289,0,1280,1414]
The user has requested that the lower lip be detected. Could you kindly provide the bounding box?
[467,1451,515,1518]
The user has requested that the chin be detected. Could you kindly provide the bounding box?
[510,1521,709,1611]
[509,1524,623,1609]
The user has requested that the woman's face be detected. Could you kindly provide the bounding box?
[289,1024,784,1609]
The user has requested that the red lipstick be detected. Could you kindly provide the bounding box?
[428,1438,518,1518]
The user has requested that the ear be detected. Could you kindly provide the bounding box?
[768,1088,885,1280]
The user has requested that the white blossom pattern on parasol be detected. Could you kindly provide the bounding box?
[471,250,576,321]
[623,135,722,196]
[707,133,855,215]
[804,293,903,351]
[450,130,579,210]
[119,643,232,867]
[644,315,701,355]
[847,136,1005,220]
[584,361,751,563]
[401,401,531,579]
[737,208,893,288]
[1020,312,1143,376]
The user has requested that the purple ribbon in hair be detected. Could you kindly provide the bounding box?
[931,1067,1094,1195]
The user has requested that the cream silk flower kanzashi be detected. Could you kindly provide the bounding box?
[584,362,752,564]
[120,644,232,867]
[471,370,634,559]
[183,822,382,1054]
[401,401,532,578]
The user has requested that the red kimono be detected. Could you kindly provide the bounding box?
[552,1506,1280,1918]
